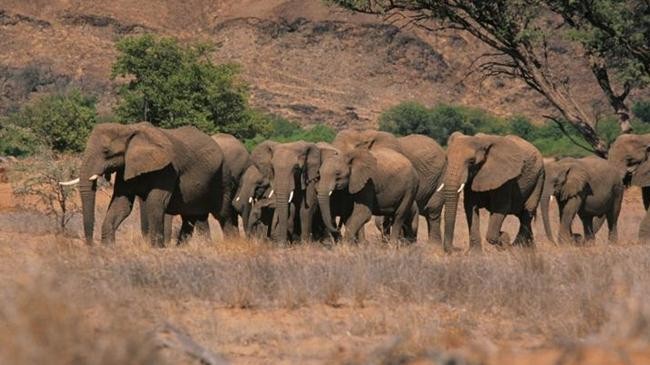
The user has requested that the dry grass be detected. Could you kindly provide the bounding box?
[2,188,650,364]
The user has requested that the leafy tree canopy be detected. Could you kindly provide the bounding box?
[112,34,264,138]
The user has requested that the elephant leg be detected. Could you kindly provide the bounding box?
[485,212,508,247]
[101,194,135,245]
[299,204,314,242]
[163,214,173,245]
[424,191,444,244]
[177,216,196,245]
[344,203,372,243]
[389,192,415,242]
[606,188,623,244]
[464,199,481,251]
[513,211,534,247]
[558,198,580,244]
[194,215,211,242]
[139,198,148,240]
[581,214,595,243]
[639,187,650,242]
[374,216,387,239]
[401,203,419,244]
[143,189,172,248]
[593,215,607,235]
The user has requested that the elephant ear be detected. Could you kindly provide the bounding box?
[124,126,174,181]
[632,159,650,187]
[348,149,377,194]
[251,140,277,179]
[471,137,524,192]
[560,164,589,200]
[303,143,321,187]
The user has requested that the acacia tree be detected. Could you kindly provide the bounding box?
[333,0,649,156]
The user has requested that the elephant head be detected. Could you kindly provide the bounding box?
[251,141,321,241]
[232,164,270,235]
[442,132,524,250]
[540,158,589,243]
[332,129,402,153]
[608,134,650,187]
[316,147,376,233]
[76,122,176,244]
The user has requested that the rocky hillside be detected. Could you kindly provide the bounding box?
[0,0,614,128]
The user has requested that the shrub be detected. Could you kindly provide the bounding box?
[0,123,42,157]
[243,113,335,150]
[509,115,535,139]
[112,34,267,139]
[11,150,81,233]
[632,100,650,123]
[4,89,97,153]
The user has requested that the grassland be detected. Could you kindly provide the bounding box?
[1,184,650,364]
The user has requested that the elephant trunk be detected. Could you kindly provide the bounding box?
[318,192,338,233]
[442,168,467,252]
[540,192,555,244]
[79,158,99,245]
[273,195,290,242]
[241,202,252,236]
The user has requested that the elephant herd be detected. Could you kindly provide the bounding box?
[59,122,650,252]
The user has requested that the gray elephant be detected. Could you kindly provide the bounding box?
[608,134,650,241]
[540,156,624,244]
[61,122,224,246]
[443,132,545,252]
[251,140,321,242]
[211,133,251,237]
[232,164,271,236]
[317,146,418,242]
[332,130,446,243]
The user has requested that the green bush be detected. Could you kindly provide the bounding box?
[632,100,650,123]
[0,123,42,157]
[243,113,335,150]
[2,90,96,153]
[112,34,267,139]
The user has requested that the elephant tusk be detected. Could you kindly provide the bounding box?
[288,190,294,203]
[329,190,333,196]
[59,178,80,186]
[268,190,274,198]
[235,196,240,202]
[549,195,554,202]
[89,174,99,181]
[457,183,465,194]
[248,197,253,204]
[436,183,444,192]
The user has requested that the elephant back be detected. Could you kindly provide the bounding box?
[397,134,446,205]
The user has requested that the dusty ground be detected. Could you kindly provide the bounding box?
[2,183,650,364]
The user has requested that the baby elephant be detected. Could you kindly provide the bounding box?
[317,146,418,242]
[541,156,624,244]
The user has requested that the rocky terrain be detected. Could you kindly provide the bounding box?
[0,0,618,128]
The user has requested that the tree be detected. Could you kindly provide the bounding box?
[112,34,264,138]
[2,89,96,153]
[332,0,650,156]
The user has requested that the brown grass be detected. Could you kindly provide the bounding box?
[2,186,650,364]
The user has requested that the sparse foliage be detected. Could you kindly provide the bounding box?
[332,0,650,156]
[11,150,81,232]
[633,100,650,124]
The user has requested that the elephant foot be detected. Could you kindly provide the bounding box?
[487,232,510,247]
[466,244,483,255]
[572,233,584,245]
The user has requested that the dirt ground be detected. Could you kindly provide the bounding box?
[2,183,650,364]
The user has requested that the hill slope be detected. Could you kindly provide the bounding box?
[0,0,615,128]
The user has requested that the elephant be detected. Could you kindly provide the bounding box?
[317,146,419,242]
[540,156,624,244]
[332,130,446,243]
[61,122,224,246]
[232,164,271,237]
[211,133,251,237]
[251,140,322,242]
[442,132,545,252]
[608,133,650,241]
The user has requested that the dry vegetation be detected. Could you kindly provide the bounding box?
[2,185,650,364]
